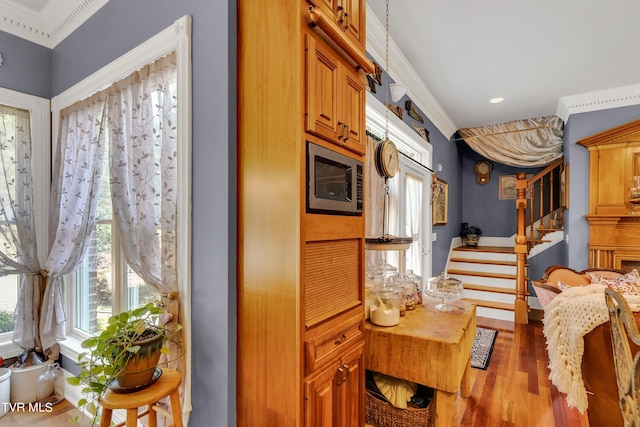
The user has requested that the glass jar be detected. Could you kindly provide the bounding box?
[405,269,423,305]
[388,274,408,315]
[368,288,400,327]
[36,362,64,405]
[374,258,398,285]
[425,273,463,312]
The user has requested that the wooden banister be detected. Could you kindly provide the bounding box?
[515,158,564,324]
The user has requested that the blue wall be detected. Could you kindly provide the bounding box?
[51,1,234,426]
[0,31,51,98]
[459,143,543,237]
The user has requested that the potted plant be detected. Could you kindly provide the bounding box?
[67,302,182,425]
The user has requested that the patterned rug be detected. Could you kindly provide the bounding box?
[471,327,498,370]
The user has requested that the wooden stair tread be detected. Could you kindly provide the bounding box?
[453,245,514,254]
[462,298,514,311]
[449,257,517,267]
[463,283,517,295]
[447,269,516,280]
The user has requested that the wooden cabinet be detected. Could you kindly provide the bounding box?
[304,341,364,427]
[237,0,371,425]
[578,118,640,269]
[307,0,365,49]
[305,34,365,154]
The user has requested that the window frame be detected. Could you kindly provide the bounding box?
[0,87,50,358]
[50,16,192,372]
[366,93,434,277]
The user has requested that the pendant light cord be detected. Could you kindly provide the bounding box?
[384,0,390,141]
[383,179,390,236]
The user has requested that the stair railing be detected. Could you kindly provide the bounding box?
[514,158,564,323]
[524,158,564,244]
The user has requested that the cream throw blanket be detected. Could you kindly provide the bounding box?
[543,284,640,413]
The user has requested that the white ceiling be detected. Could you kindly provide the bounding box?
[367,0,640,134]
[0,0,108,48]
[2,0,639,136]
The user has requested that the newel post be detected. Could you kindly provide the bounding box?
[514,172,529,324]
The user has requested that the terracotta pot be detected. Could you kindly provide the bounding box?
[114,331,163,391]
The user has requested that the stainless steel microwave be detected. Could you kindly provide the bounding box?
[307,142,363,215]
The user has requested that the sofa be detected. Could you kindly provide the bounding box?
[532,265,640,427]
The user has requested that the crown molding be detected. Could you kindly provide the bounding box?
[366,4,457,139]
[0,0,108,48]
[556,83,640,122]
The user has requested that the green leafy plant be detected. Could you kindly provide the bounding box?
[67,303,182,425]
[0,310,15,333]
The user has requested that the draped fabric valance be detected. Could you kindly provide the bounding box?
[457,115,564,168]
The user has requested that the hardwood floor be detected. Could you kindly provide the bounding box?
[1,398,90,426]
[452,317,590,427]
[5,317,590,427]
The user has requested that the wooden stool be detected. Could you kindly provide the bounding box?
[99,368,182,427]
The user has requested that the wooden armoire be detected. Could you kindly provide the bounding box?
[578,118,640,270]
[237,1,373,425]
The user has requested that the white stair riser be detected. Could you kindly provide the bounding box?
[476,306,514,322]
[448,275,515,289]
[448,262,516,275]
[451,251,516,263]
[463,289,514,304]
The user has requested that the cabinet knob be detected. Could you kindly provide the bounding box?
[336,360,349,385]
[334,334,347,345]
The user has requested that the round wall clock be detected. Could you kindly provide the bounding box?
[376,138,400,179]
[474,160,492,185]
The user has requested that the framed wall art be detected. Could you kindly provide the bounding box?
[498,174,533,200]
[432,176,448,225]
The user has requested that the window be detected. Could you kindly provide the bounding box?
[72,75,177,335]
[366,94,433,278]
[73,139,153,335]
[51,17,192,377]
[0,88,50,358]
[0,106,25,338]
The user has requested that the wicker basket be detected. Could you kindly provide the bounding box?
[365,389,435,427]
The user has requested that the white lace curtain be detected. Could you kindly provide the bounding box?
[41,94,108,354]
[11,53,179,360]
[0,105,43,351]
[405,174,422,275]
[107,54,180,363]
[457,115,564,167]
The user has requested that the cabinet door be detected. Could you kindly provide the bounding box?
[307,0,364,49]
[305,360,339,427]
[336,343,364,427]
[305,34,365,154]
[306,34,341,143]
[305,342,364,427]
[338,0,365,49]
[341,66,365,154]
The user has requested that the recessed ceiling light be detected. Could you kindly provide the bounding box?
[490,97,504,104]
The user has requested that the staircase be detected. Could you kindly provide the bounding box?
[446,158,566,323]
[446,240,519,321]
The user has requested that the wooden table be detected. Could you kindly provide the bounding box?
[365,300,476,427]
